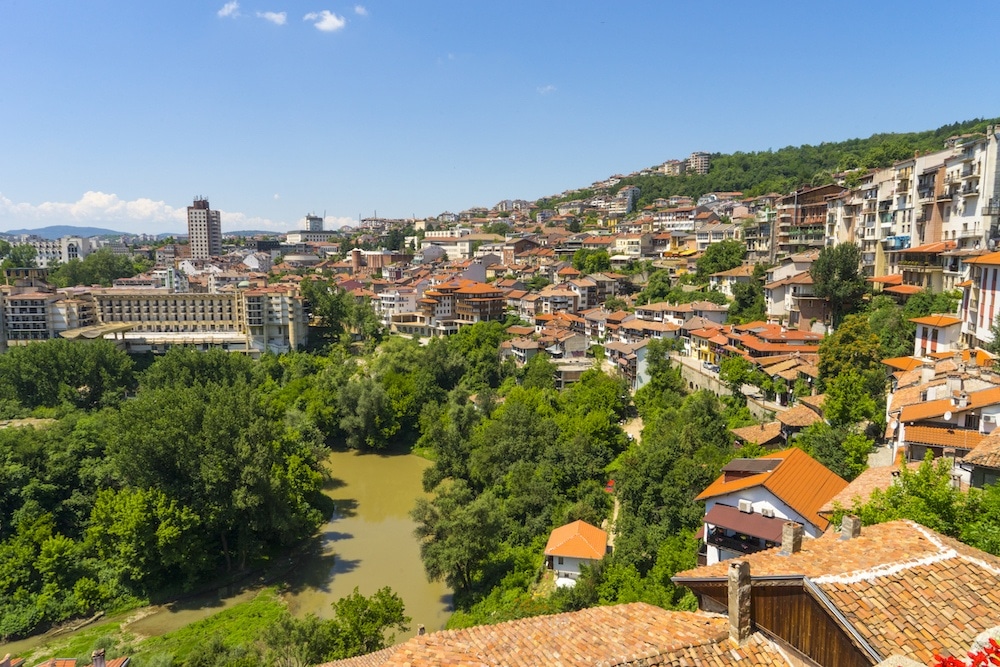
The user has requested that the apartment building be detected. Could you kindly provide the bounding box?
[9,235,95,268]
[187,197,223,259]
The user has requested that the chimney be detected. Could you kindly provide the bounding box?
[958,392,969,410]
[779,521,803,556]
[728,560,752,644]
[417,624,426,636]
[2,653,12,667]
[947,372,962,395]
[92,649,107,667]
[920,359,936,384]
[840,514,862,540]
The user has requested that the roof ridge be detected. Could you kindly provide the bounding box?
[810,522,970,585]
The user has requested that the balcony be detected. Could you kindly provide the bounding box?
[961,186,980,197]
[938,191,955,202]
[983,205,1000,216]
[958,227,982,239]
[706,528,770,557]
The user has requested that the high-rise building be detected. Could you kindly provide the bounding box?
[187,197,222,259]
[304,213,324,232]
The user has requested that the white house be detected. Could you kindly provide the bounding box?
[544,520,608,586]
[695,448,847,566]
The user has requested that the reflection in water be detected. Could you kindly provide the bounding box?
[3,450,452,655]
[282,449,453,635]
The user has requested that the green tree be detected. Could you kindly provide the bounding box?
[810,243,866,325]
[520,353,556,390]
[0,338,135,409]
[823,369,878,428]
[817,314,884,396]
[327,586,410,657]
[696,240,745,279]
[2,244,38,270]
[795,422,870,481]
[411,480,502,593]
[719,355,752,403]
[837,456,964,536]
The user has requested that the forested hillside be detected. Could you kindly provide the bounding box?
[607,117,1000,208]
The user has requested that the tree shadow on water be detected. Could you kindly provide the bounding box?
[281,554,361,595]
[328,497,359,519]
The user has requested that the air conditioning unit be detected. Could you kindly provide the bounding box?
[738,499,753,513]
[761,507,775,518]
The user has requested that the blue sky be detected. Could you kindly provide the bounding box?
[2,1,1000,235]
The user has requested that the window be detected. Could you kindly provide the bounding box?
[557,557,564,565]
[966,414,981,430]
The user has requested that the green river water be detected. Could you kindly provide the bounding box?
[2,449,452,656]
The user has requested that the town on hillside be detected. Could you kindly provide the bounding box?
[8,128,1000,666]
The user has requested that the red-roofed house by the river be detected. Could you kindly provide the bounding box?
[544,520,608,585]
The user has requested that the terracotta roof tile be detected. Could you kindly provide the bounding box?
[961,433,1000,469]
[730,421,783,446]
[909,315,961,327]
[903,425,984,451]
[544,520,607,560]
[676,520,1000,665]
[775,404,822,428]
[899,386,1000,422]
[818,462,922,515]
[695,448,847,531]
[320,604,791,667]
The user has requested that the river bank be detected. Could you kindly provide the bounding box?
[2,449,451,662]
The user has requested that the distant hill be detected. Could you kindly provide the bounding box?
[223,230,285,237]
[2,225,126,239]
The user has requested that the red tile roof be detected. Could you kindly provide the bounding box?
[961,433,1000,470]
[675,520,1000,664]
[884,284,924,295]
[730,422,783,446]
[544,520,607,560]
[899,387,1000,422]
[321,604,790,667]
[903,424,985,450]
[695,448,847,531]
[909,315,961,327]
[775,404,822,428]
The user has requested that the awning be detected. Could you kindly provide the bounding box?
[704,503,786,542]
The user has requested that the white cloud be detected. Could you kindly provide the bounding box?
[256,11,287,25]
[0,192,291,235]
[354,5,368,16]
[217,1,240,18]
[537,84,556,95]
[304,10,347,32]
[273,193,281,200]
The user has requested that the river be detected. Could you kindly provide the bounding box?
[2,449,452,656]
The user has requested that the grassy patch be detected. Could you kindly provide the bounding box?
[10,590,288,667]
[133,589,286,664]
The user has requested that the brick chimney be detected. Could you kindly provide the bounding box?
[840,514,862,540]
[92,649,106,667]
[779,521,803,555]
[728,560,752,644]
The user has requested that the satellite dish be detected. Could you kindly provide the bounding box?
[990,239,997,250]
[944,411,953,421]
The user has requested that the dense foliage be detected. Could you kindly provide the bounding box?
[48,248,153,288]
[609,117,999,208]
[0,346,330,640]
[832,456,1000,559]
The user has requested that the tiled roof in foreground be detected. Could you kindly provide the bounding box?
[675,520,1000,664]
[321,604,791,667]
